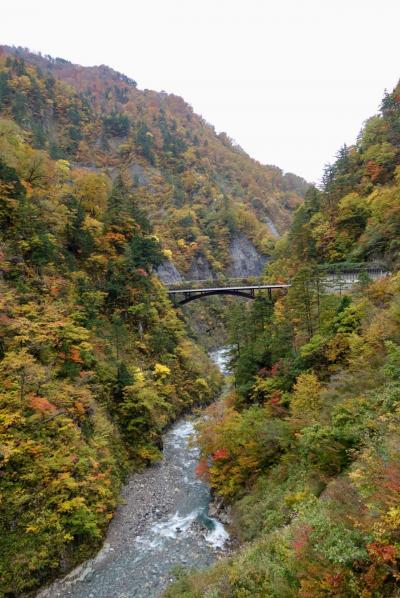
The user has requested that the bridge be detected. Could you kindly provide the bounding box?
[166,266,389,306]
[167,278,290,306]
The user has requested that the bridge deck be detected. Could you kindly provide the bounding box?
[168,284,291,294]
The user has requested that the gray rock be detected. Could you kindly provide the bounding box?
[264,217,280,239]
[187,255,214,280]
[156,261,183,284]
[228,235,268,278]
[128,163,149,186]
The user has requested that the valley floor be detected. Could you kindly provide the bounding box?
[37,352,230,598]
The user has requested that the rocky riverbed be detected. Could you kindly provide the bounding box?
[38,349,231,598]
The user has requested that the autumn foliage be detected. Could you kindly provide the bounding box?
[0,48,225,594]
[166,78,400,598]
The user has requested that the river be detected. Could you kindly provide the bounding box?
[38,347,230,598]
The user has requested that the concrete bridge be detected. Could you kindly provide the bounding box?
[167,279,290,306]
[167,266,389,306]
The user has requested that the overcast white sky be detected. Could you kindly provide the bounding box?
[2,0,400,182]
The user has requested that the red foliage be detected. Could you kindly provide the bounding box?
[29,395,57,413]
[269,391,282,404]
[195,459,209,479]
[381,462,400,495]
[267,390,287,416]
[367,542,397,564]
[212,448,229,461]
[292,523,312,557]
[325,572,344,588]
[136,268,148,277]
[270,362,280,376]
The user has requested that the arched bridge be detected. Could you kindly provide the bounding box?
[166,266,390,306]
[167,278,290,306]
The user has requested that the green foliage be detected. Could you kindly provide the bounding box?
[0,108,222,593]
[4,46,400,598]
[102,110,130,137]
[0,46,308,279]
[163,75,400,598]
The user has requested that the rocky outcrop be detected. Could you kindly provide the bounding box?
[228,235,268,278]
[127,163,149,186]
[264,217,280,239]
[157,235,269,285]
[156,261,183,284]
[156,256,215,285]
[208,496,232,525]
[187,256,214,280]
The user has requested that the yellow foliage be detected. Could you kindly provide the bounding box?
[162,248,173,260]
[291,371,322,419]
[154,363,171,378]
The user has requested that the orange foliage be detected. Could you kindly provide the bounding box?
[195,459,209,479]
[29,395,57,413]
[69,347,83,363]
[365,160,384,183]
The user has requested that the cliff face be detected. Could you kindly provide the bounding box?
[228,235,268,278]
[156,261,183,284]
[157,234,268,283]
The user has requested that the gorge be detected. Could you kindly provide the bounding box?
[38,349,231,598]
[1,44,400,598]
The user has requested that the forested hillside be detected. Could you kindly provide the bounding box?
[0,46,307,277]
[166,83,400,596]
[5,42,400,598]
[0,49,249,594]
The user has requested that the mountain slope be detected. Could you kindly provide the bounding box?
[0,46,308,277]
[164,81,400,597]
[0,46,309,594]
[0,62,225,596]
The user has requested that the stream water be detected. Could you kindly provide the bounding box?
[38,348,230,598]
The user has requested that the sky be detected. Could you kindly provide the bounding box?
[2,0,400,183]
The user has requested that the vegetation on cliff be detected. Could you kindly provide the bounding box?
[166,82,400,597]
[0,46,307,277]
[0,46,308,593]
[0,114,221,594]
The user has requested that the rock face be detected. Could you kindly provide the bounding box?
[157,236,268,285]
[264,217,280,239]
[228,235,268,278]
[127,163,149,186]
[208,496,232,525]
[156,261,183,284]
[187,255,214,280]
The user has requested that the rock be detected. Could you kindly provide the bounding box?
[186,255,214,280]
[264,217,280,239]
[35,413,231,598]
[156,261,183,284]
[228,235,268,278]
[127,163,149,186]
